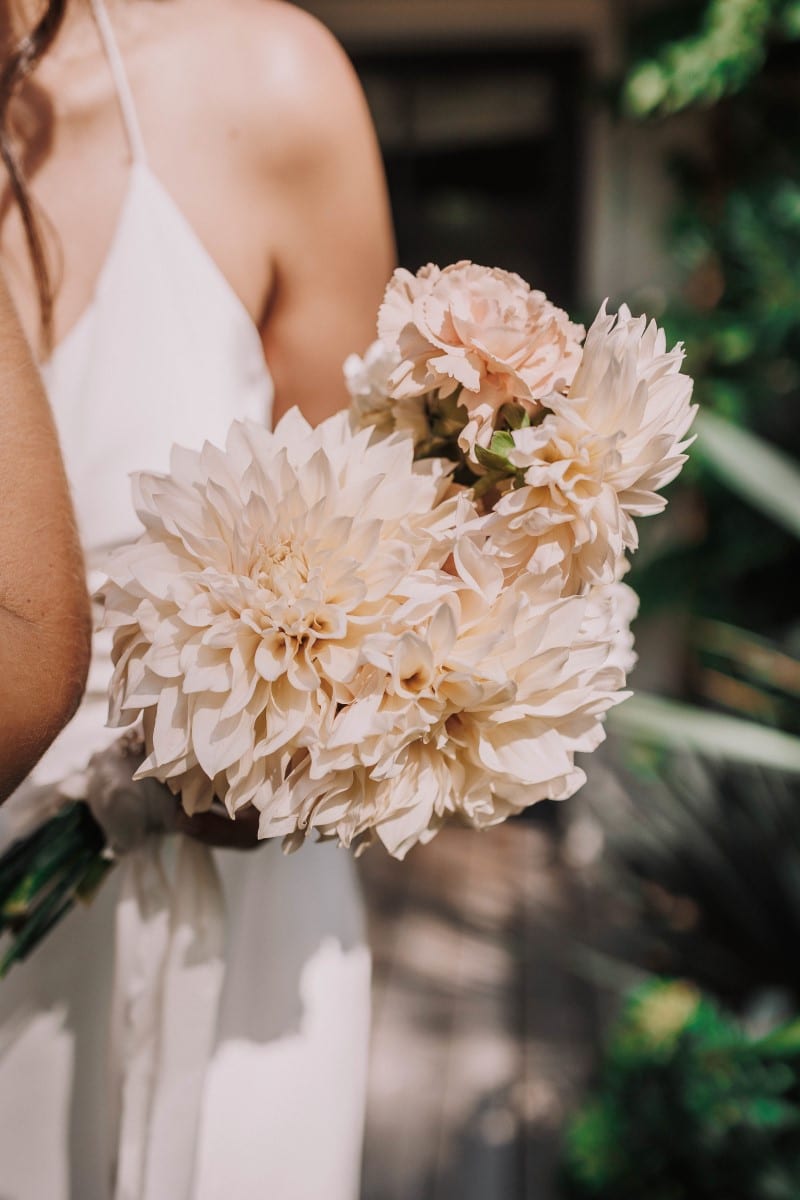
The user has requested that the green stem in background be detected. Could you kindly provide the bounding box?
[695,409,800,541]
[608,691,800,773]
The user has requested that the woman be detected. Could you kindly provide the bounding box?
[0,0,394,1196]
[0,270,90,799]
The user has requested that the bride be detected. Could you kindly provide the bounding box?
[0,0,394,1196]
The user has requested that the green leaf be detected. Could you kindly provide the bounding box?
[608,693,800,773]
[778,0,800,38]
[759,1017,800,1057]
[693,618,800,701]
[473,443,513,474]
[489,430,515,458]
[428,389,468,439]
[75,855,113,904]
[695,410,800,540]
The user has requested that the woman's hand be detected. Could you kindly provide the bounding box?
[176,805,263,852]
[85,733,264,854]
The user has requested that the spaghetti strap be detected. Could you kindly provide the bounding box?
[89,0,148,164]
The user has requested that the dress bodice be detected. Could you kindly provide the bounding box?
[27,27,273,789]
[42,162,274,564]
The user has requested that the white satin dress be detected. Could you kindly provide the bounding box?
[0,4,371,1197]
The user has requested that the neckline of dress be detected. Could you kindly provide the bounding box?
[42,160,268,374]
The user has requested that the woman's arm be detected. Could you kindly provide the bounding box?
[254,7,396,423]
[0,271,91,799]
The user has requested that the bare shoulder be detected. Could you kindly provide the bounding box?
[232,0,358,94]
[129,0,392,346]
[241,1,372,165]
[164,0,371,167]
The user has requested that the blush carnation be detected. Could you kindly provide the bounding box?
[377,261,585,451]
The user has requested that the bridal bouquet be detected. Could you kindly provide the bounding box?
[0,262,695,973]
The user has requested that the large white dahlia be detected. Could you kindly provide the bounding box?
[258,537,634,859]
[102,409,459,818]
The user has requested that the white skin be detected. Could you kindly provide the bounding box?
[0,0,396,838]
[0,270,91,799]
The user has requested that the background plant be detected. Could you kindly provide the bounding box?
[561,980,800,1200]
[558,4,800,1190]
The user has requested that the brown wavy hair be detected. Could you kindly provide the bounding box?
[0,0,69,349]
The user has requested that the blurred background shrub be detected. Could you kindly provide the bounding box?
[561,979,800,1199]
[566,4,800,1193]
[295,1,800,1194]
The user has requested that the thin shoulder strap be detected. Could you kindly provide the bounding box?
[89,0,148,164]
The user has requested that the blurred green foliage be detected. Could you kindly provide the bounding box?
[561,980,800,1199]
[621,0,800,638]
[623,0,799,117]
[598,0,800,1001]
[562,10,800,1189]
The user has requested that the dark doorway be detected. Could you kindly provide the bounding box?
[354,45,587,308]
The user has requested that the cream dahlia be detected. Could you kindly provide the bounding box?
[484,302,696,591]
[554,302,696,520]
[102,408,459,817]
[257,534,633,859]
